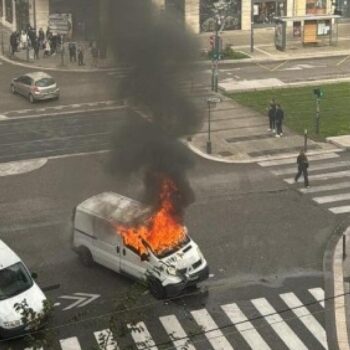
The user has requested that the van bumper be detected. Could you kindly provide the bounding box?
[165,265,209,297]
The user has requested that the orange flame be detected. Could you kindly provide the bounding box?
[117,176,186,256]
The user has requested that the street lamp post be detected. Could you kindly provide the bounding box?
[251,0,254,53]
[206,97,221,154]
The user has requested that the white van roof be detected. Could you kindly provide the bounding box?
[76,192,152,225]
[0,240,21,270]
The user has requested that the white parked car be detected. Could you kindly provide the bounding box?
[72,192,209,299]
[0,240,47,339]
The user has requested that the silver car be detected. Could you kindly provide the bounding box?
[11,72,60,103]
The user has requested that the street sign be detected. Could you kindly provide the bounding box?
[59,293,100,311]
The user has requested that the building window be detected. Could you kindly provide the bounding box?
[5,0,13,23]
[306,0,327,14]
[253,1,286,25]
[200,0,241,32]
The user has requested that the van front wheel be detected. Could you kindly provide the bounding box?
[78,247,94,267]
[148,278,166,299]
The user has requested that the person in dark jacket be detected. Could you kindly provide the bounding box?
[267,98,276,132]
[10,31,18,56]
[275,104,284,137]
[295,150,309,187]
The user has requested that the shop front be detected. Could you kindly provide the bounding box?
[253,0,286,25]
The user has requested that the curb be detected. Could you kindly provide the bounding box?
[186,140,345,164]
[324,223,350,350]
[0,54,117,73]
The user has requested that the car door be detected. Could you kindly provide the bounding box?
[92,218,121,273]
[15,76,26,95]
[22,76,33,97]
[119,245,148,281]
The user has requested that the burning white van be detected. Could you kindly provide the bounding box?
[72,191,209,299]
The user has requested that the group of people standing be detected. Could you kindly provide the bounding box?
[267,98,284,137]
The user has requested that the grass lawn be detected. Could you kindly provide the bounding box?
[228,83,350,140]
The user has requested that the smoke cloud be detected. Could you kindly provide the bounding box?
[109,0,203,212]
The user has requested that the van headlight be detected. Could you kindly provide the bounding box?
[166,266,177,276]
[3,320,21,329]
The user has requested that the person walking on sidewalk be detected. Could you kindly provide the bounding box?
[267,98,276,132]
[275,104,284,137]
[78,47,85,66]
[295,150,309,187]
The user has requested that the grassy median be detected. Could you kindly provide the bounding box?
[228,82,350,140]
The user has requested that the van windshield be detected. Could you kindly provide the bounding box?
[0,262,33,300]
[151,235,190,259]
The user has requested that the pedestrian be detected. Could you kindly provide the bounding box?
[91,44,98,67]
[38,27,45,48]
[295,149,309,187]
[275,104,284,137]
[33,38,40,60]
[267,98,276,132]
[68,42,77,63]
[43,40,51,57]
[10,31,18,56]
[78,47,84,66]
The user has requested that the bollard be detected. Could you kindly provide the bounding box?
[343,234,347,261]
[304,129,308,152]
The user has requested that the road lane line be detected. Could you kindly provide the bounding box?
[191,309,234,350]
[272,160,350,175]
[94,329,119,350]
[128,321,158,350]
[308,288,325,307]
[221,303,271,350]
[329,205,350,214]
[160,315,196,350]
[285,170,350,184]
[59,337,82,350]
[251,298,307,350]
[313,192,350,204]
[258,153,339,167]
[299,182,350,194]
[280,293,328,349]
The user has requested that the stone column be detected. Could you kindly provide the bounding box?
[12,0,17,31]
[241,1,251,31]
[185,0,200,34]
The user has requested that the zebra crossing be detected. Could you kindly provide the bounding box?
[21,287,327,350]
[259,151,350,215]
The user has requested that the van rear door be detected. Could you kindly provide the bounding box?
[93,218,121,273]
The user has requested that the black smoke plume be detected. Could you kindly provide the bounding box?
[109,0,203,213]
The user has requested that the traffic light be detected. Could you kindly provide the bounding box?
[313,88,324,98]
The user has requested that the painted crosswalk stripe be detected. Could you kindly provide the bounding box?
[299,182,350,194]
[329,205,350,214]
[94,329,119,350]
[160,315,196,350]
[285,170,350,184]
[128,321,158,350]
[280,292,328,349]
[308,288,325,307]
[251,298,307,350]
[258,153,339,167]
[271,160,350,176]
[24,348,43,350]
[221,303,271,350]
[191,309,234,350]
[59,337,82,350]
[313,192,350,204]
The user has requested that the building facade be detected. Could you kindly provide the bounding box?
[0,0,347,36]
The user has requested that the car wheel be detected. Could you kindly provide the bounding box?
[148,278,166,299]
[77,247,94,267]
[28,94,35,104]
[11,85,16,94]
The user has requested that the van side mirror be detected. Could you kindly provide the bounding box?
[31,272,38,280]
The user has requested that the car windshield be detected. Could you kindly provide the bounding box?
[35,78,55,87]
[0,262,33,300]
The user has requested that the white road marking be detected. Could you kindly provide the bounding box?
[0,114,8,119]
[94,329,119,350]
[313,192,350,204]
[251,298,307,350]
[258,153,339,167]
[160,315,196,350]
[191,309,234,350]
[59,337,82,350]
[272,160,350,175]
[128,321,158,350]
[285,170,350,184]
[299,182,350,194]
[308,288,325,308]
[329,205,350,214]
[0,158,47,176]
[221,303,271,350]
[280,293,328,349]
